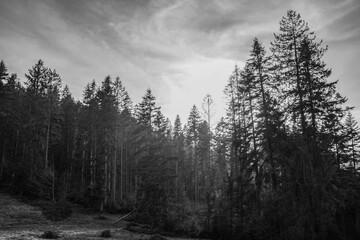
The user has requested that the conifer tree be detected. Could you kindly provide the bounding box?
[270,10,311,134]
[97,76,117,210]
[343,112,360,176]
[0,60,8,90]
[113,76,132,113]
[173,115,185,198]
[80,80,99,197]
[136,88,160,129]
[58,85,78,198]
[186,105,202,205]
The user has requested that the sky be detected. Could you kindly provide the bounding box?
[0,0,359,125]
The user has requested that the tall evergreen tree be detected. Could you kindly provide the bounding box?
[270,10,310,134]
[343,112,360,176]
[136,88,160,129]
[97,76,117,210]
[186,105,202,205]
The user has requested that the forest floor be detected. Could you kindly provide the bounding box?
[0,193,198,240]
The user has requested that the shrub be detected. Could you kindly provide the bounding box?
[99,229,111,238]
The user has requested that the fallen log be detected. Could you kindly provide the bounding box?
[111,208,136,225]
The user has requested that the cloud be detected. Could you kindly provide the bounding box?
[0,0,359,123]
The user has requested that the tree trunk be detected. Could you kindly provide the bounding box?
[0,141,5,182]
[45,98,51,169]
[52,156,55,203]
[193,141,199,205]
[113,148,117,204]
[120,140,124,201]
[81,141,85,191]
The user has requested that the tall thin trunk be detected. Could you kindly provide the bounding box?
[125,138,128,196]
[175,144,179,200]
[45,99,51,169]
[193,141,199,205]
[0,141,5,182]
[113,120,118,205]
[52,156,55,203]
[90,146,94,189]
[120,140,124,201]
[113,148,117,204]
[102,152,108,211]
[81,141,85,191]
[30,147,34,181]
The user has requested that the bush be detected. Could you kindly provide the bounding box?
[42,200,72,221]
[99,229,111,238]
[162,201,205,237]
[40,230,59,239]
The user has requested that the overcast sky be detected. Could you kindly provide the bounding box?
[1,0,359,124]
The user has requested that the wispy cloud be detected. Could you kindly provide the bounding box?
[0,0,359,122]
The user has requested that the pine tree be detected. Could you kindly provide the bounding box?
[201,94,214,219]
[58,86,78,198]
[153,110,167,135]
[0,60,8,91]
[246,37,284,194]
[270,10,311,134]
[343,112,360,176]
[113,76,132,113]
[25,60,54,178]
[79,80,99,199]
[269,11,350,239]
[97,76,117,210]
[136,88,160,129]
[186,105,202,205]
[173,115,185,199]
[43,68,62,170]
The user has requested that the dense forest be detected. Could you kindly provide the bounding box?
[1,10,360,240]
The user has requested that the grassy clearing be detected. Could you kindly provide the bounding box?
[0,193,205,240]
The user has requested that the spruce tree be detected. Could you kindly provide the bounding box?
[270,10,311,134]
[136,88,160,129]
[186,105,201,205]
[343,112,360,176]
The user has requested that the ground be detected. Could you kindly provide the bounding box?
[0,193,197,240]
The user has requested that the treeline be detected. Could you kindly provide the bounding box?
[1,10,360,240]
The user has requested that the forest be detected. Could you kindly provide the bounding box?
[1,10,360,240]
